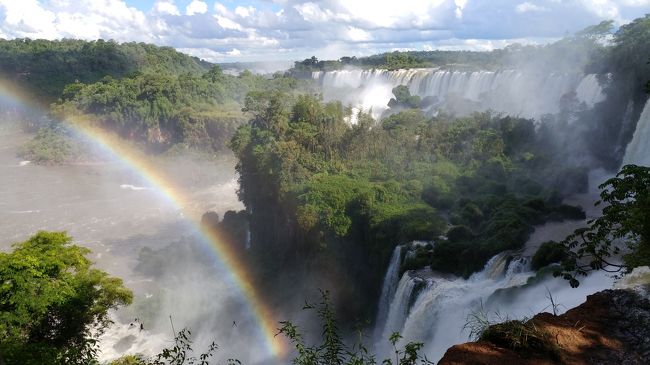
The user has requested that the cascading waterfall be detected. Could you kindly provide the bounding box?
[394,253,531,357]
[374,246,402,338]
[314,69,604,120]
[622,98,650,167]
[377,272,425,346]
[374,249,614,362]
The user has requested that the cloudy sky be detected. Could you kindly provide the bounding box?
[0,0,648,63]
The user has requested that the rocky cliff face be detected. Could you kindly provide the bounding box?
[439,289,650,365]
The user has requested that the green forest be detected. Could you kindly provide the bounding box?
[1,39,314,162]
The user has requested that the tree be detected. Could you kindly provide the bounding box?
[557,165,650,287]
[0,231,133,364]
[387,86,421,109]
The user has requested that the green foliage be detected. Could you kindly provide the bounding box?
[233,94,587,318]
[289,50,502,73]
[16,62,311,164]
[109,355,147,365]
[479,320,557,358]
[387,86,421,110]
[0,39,210,101]
[465,308,558,359]
[608,15,650,93]
[4,38,313,162]
[531,241,569,271]
[18,125,76,164]
[278,291,432,365]
[52,68,304,152]
[109,329,219,365]
[382,52,427,70]
[0,231,133,365]
[149,329,218,365]
[557,164,650,287]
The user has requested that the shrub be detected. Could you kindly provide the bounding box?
[531,241,567,270]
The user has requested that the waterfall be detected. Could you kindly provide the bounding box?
[374,246,402,338]
[377,273,424,346]
[622,98,650,167]
[373,250,612,362]
[315,69,603,120]
[576,74,605,106]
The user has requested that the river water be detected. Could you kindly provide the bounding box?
[0,123,278,363]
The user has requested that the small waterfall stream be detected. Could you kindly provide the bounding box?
[623,98,650,167]
[374,246,402,339]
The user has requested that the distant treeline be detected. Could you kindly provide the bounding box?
[0,38,315,160]
[0,38,212,101]
[289,20,625,73]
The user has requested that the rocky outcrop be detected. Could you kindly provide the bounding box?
[439,289,650,364]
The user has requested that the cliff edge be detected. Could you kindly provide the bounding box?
[439,289,650,365]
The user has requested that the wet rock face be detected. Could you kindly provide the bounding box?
[605,289,650,361]
[439,289,650,365]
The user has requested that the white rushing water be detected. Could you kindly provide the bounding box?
[623,98,650,167]
[375,245,614,362]
[374,246,402,339]
[379,272,424,346]
[314,69,605,120]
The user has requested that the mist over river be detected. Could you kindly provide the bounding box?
[0,123,281,363]
[0,124,240,270]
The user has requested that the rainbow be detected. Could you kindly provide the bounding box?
[0,80,288,358]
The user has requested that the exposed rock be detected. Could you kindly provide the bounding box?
[439,289,650,364]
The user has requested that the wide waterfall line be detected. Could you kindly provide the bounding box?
[314,69,605,120]
[623,98,650,167]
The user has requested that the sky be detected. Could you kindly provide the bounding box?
[0,0,648,63]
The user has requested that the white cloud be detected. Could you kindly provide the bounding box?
[576,0,650,23]
[294,2,334,23]
[234,6,254,18]
[185,0,207,16]
[0,0,57,38]
[515,2,548,13]
[335,0,448,28]
[455,0,468,18]
[347,26,371,42]
[153,0,180,16]
[215,15,243,30]
[0,0,148,40]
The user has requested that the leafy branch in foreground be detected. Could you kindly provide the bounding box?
[278,290,432,365]
[556,164,650,287]
[109,329,219,365]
